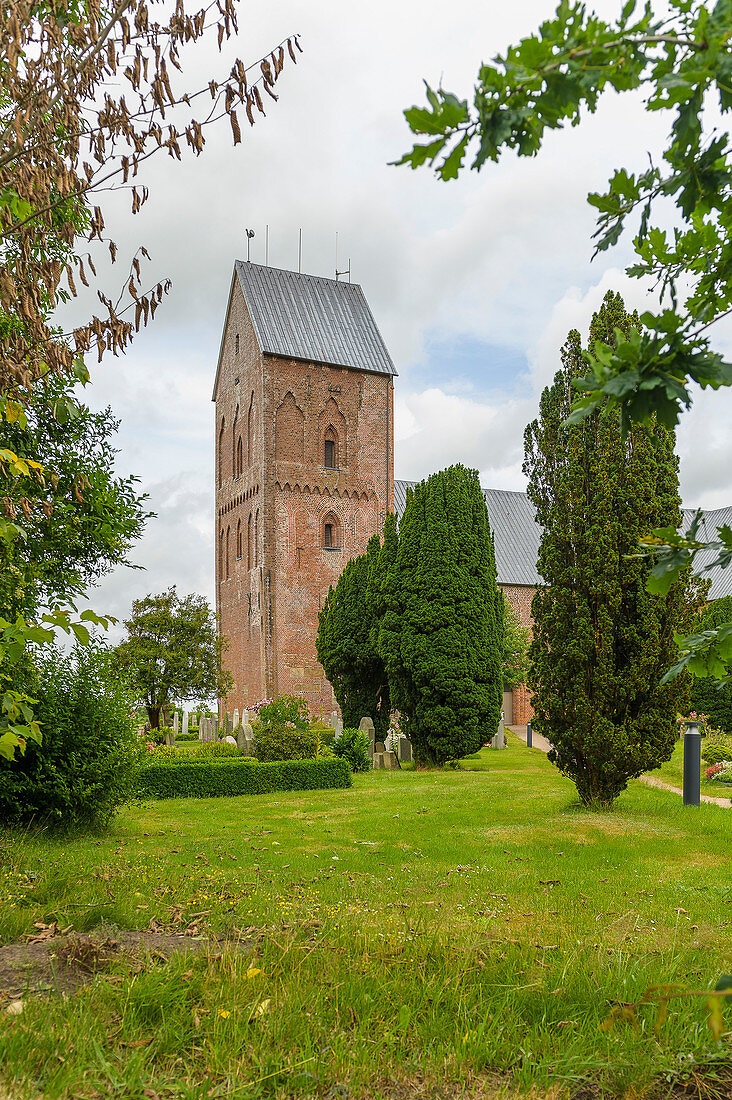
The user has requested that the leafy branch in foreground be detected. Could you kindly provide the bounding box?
[398,0,732,679]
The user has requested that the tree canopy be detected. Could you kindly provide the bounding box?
[397,0,732,681]
[378,466,503,764]
[525,292,690,805]
[316,533,391,738]
[112,589,233,729]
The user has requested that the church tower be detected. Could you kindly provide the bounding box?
[212,262,397,716]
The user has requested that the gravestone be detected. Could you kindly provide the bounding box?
[398,736,412,764]
[373,752,384,769]
[359,716,376,759]
[164,728,174,747]
[182,710,189,737]
[384,751,397,769]
[225,712,233,735]
[374,741,385,753]
[173,712,179,736]
[237,720,254,755]
[329,711,339,731]
[491,714,506,750]
[232,708,240,729]
[223,735,237,746]
[333,716,343,740]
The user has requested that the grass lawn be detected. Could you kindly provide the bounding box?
[1,732,730,1099]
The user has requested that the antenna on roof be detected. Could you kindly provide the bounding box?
[245,228,255,262]
[335,231,351,282]
[298,228,302,274]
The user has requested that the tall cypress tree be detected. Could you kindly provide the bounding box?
[524,291,689,806]
[316,533,390,737]
[379,465,503,764]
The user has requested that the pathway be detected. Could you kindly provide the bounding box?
[639,773,731,808]
[509,724,552,754]
[511,726,731,807]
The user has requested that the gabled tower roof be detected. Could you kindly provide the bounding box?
[214,263,397,400]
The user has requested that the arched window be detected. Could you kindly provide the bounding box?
[219,528,224,581]
[236,436,243,478]
[235,333,240,356]
[254,509,259,566]
[217,419,225,486]
[322,512,340,549]
[324,425,338,469]
[247,392,254,466]
[232,407,239,479]
[247,512,253,571]
[225,526,231,579]
[236,519,242,560]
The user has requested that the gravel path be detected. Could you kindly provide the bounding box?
[638,773,731,808]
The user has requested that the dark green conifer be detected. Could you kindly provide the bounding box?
[378,465,502,764]
[316,533,390,737]
[524,291,689,806]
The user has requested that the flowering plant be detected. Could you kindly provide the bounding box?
[676,712,713,738]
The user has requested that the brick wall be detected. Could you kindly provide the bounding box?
[500,583,536,726]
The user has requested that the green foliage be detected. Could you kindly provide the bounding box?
[137,756,352,799]
[332,727,372,772]
[112,588,233,729]
[0,374,149,623]
[701,742,732,765]
[0,642,142,829]
[686,598,732,728]
[501,596,529,690]
[398,0,732,683]
[252,725,318,763]
[525,293,690,806]
[317,532,391,737]
[256,695,310,731]
[378,465,503,765]
[195,740,240,758]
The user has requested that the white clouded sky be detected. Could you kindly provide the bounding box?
[61,0,732,630]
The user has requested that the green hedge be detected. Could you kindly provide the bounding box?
[137,756,352,800]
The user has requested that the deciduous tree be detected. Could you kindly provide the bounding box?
[113,589,232,729]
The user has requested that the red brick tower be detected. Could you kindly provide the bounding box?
[212,263,396,717]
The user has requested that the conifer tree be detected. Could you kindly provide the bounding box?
[316,534,390,737]
[379,465,502,764]
[524,291,689,806]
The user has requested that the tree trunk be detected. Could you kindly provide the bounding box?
[146,704,161,729]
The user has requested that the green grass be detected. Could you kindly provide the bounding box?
[1,732,730,1099]
[652,738,732,799]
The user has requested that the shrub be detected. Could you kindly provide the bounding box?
[332,727,371,772]
[257,695,310,730]
[195,740,239,758]
[138,757,352,799]
[312,725,336,747]
[252,725,317,762]
[0,643,143,830]
[701,742,732,766]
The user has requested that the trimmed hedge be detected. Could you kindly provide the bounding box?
[138,756,352,800]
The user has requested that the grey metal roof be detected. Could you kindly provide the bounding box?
[395,480,732,597]
[394,481,541,587]
[683,506,732,600]
[235,262,397,377]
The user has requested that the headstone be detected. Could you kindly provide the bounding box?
[398,736,412,764]
[491,715,506,750]
[173,712,179,735]
[373,752,384,769]
[232,708,240,729]
[223,735,237,746]
[225,712,233,735]
[198,716,204,741]
[182,710,189,737]
[384,751,397,769]
[164,728,174,747]
[359,716,375,738]
[333,716,343,740]
[237,721,254,754]
[374,741,385,753]
[329,711,339,731]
